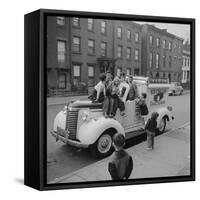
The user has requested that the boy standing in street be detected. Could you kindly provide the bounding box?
[108,133,133,180]
[145,112,159,150]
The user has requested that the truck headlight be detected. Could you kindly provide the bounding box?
[81,110,90,121]
[62,106,68,114]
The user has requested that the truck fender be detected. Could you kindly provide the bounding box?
[53,111,66,132]
[77,117,125,145]
[154,107,172,127]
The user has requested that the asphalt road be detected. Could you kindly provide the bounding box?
[46,92,190,182]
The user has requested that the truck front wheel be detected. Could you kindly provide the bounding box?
[90,131,115,158]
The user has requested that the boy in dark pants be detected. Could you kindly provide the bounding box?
[145,112,159,150]
[108,133,133,180]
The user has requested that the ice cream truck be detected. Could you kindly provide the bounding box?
[51,77,174,158]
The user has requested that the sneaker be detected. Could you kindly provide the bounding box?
[146,147,152,151]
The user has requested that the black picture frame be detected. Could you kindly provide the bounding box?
[24,9,195,191]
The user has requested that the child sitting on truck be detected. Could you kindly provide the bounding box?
[88,73,106,103]
[103,77,125,118]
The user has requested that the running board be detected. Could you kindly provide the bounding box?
[125,128,145,140]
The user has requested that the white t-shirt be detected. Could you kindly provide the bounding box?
[119,82,130,102]
[94,81,106,100]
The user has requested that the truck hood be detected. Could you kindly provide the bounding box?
[69,100,102,109]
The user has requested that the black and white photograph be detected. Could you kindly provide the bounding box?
[44,12,194,187]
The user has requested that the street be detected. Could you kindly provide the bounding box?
[47,92,190,182]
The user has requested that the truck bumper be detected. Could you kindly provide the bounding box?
[50,130,89,148]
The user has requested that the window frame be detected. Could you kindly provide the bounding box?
[117,26,122,39]
[72,36,81,53]
[127,29,131,41]
[134,49,139,61]
[57,40,66,63]
[135,32,139,43]
[101,21,106,34]
[100,41,107,57]
[117,45,123,58]
[149,52,153,68]
[88,39,95,55]
[149,35,153,45]
[56,16,65,26]
[88,65,95,87]
[156,53,160,69]
[126,47,131,60]
[72,17,80,27]
[88,18,94,31]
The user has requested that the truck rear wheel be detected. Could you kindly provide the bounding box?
[157,117,166,134]
[90,130,115,158]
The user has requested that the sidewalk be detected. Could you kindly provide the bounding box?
[49,124,190,184]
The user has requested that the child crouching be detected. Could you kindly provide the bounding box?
[145,112,159,150]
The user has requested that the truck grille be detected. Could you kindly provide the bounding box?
[66,109,79,140]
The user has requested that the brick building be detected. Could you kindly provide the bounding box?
[141,24,184,83]
[47,17,142,96]
[181,42,190,84]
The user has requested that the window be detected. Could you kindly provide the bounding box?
[126,68,131,76]
[117,27,122,38]
[149,52,153,68]
[163,55,166,67]
[100,42,107,56]
[88,18,94,31]
[185,57,187,66]
[58,74,66,89]
[57,40,66,63]
[117,45,123,58]
[135,32,139,42]
[156,38,160,47]
[169,56,172,68]
[117,68,122,77]
[169,42,172,50]
[88,65,95,87]
[163,40,166,48]
[149,35,153,45]
[57,17,65,25]
[126,47,131,60]
[134,49,139,61]
[73,36,81,53]
[101,21,106,34]
[73,65,81,86]
[127,30,131,40]
[72,17,80,27]
[156,53,160,68]
[88,39,95,55]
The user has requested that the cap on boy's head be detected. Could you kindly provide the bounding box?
[99,73,106,81]
[142,93,147,99]
[151,112,159,119]
[106,70,111,74]
[113,133,125,148]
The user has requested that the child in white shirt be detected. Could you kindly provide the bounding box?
[88,73,106,103]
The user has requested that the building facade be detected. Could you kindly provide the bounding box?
[181,42,190,83]
[141,24,184,83]
[47,17,142,96]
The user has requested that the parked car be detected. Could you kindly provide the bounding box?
[168,82,183,96]
[51,77,174,158]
